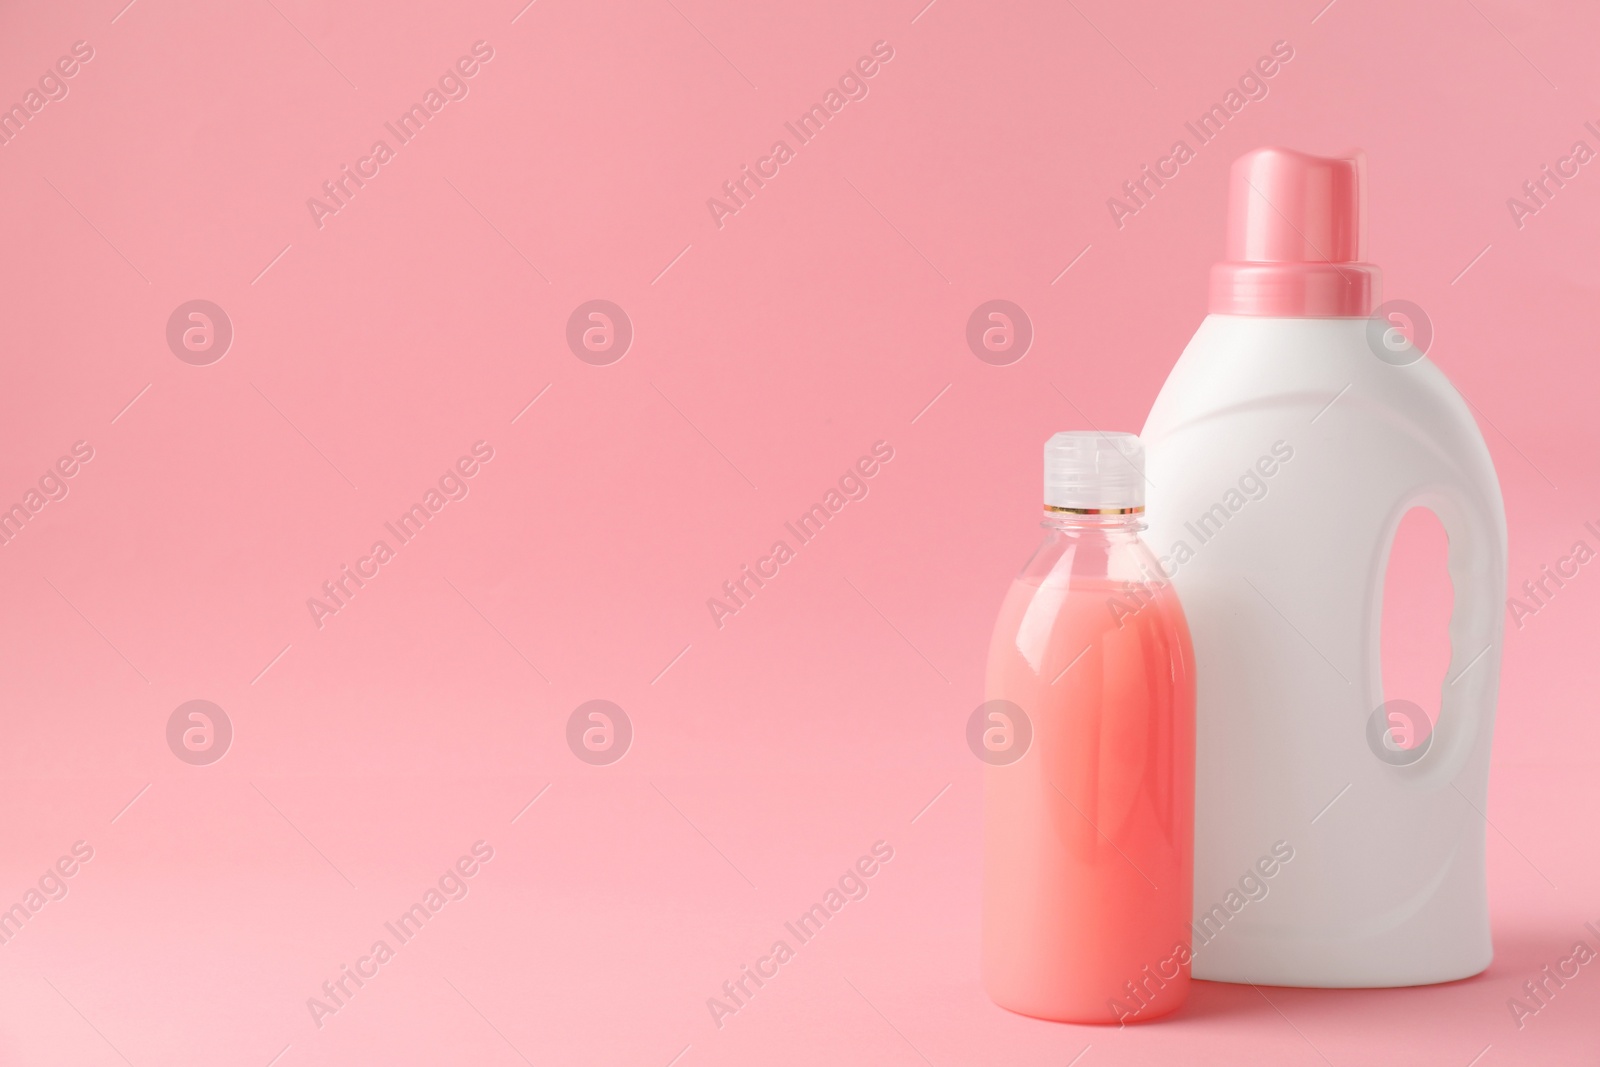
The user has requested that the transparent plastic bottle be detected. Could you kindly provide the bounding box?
[982,432,1196,1024]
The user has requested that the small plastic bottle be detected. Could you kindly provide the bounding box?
[982,431,1196,1024]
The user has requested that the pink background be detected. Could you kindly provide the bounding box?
[1,0,1597,1062]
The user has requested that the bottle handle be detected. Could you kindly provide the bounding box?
[1378,483,1504,786]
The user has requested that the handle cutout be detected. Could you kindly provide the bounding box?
[1375,506,1453,763]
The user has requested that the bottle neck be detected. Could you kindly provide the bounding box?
[1040,507,1146,534]
[1209,260,1378,316]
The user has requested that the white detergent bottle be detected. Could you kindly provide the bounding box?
[1140,147,1507,987]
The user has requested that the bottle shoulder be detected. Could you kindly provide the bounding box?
[991,529,1194,679]
[1153,315,1463,413]
[1143,315,1500,501]
[1014,528,1170,590]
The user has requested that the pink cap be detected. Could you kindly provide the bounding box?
[1209,147,1380,317]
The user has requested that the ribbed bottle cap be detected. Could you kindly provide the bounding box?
[1044,431,1144,513]
[1209,146,1379,316]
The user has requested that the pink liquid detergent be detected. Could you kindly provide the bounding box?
[982,432,1195,1024]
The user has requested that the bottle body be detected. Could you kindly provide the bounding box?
[982,515,1196,1023]
[1141,314,1506,986]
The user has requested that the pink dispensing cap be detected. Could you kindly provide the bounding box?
[1209,147,1380,317]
